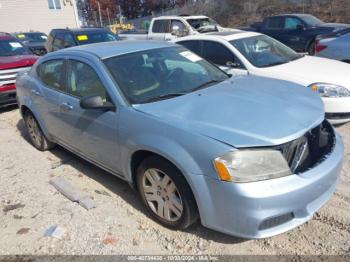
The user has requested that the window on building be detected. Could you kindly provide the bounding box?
[48,0,62,10]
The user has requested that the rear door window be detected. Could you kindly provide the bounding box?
[37,59,65,92]
[152,20,170,33]
[52,33,65,49]
[266,17,285,29]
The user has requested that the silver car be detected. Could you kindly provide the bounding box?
[16,41,343,238]
[315,28,350,62]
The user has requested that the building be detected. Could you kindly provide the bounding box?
[0,0,80,34]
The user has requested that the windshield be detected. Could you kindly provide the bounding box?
[230,35,302,68]
[17,33,47,43]
[0,39,32,56]
[75,31,117,45]
[300,15,323,26]
[104,46,228,104]
[186,18,218,31]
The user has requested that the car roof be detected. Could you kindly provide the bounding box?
[51,28,109,34]
[52,40,176,59]
[0,32,17,41]
[154,15,208,20]
[176,30,261,42]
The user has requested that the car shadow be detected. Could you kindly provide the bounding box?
[0,104,18,113]
[16,119,246,244]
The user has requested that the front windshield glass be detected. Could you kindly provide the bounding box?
[0,40,32,56]
[75,31,117,45]
[230,35,302,68]
[104,46,228,104]
[186,18,218,31]
[300,15,323,26]
[17,33,47,43]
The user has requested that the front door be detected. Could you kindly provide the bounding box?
[58,58,120,172]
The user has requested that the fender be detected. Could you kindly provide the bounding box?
[122,133,205,183]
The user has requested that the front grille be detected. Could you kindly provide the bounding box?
[274,120,335,174]
[29,47,47,56]
[0,66,31,87]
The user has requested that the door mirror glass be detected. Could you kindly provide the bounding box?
[80,95,115,111]
[226,61,242,68]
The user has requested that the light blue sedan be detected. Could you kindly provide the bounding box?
[16,41,343,238]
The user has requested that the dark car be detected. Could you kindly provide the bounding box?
[45,28,119,52]
[248,14,350,54]
[13,32,48,56]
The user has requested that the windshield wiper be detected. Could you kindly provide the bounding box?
[143,92,187,103]
[191,79,222,92]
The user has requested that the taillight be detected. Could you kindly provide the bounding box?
[315,39,327,53]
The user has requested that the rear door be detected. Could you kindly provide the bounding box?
[57,57,120,172]
[35,59,66,139]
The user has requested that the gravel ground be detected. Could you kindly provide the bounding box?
[0,106,349,255]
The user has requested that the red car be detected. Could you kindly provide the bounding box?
[0,32,38,108]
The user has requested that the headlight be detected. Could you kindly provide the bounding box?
[310,83,350,98]
[214,150,292,183]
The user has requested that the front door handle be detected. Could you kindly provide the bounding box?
[31,89,41,97]
[60,102,73,111]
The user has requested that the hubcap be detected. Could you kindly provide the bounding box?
[26,115,42,147]
[142,168,183,222]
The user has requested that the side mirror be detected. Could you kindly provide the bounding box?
[80,95,116,111]
[296,24,305,31]
[171,25,189,37]
[226,61,241,68]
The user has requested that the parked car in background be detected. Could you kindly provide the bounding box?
[175,31,350,124]
[16,41,343,238]
[0,32,37,108]
[247,14,349,54]
[13,32,48,56]
[315,28,350,62]
[45,28,118,52]
[119,15,233,41]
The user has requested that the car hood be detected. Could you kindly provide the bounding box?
[134,76,324,148]
[0,55,38,70]
[259,55,350,89]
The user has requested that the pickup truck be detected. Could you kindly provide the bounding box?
[247,14,349,54]
[0,33,38,107]
[119,15,232,41]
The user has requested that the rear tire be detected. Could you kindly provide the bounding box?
[136,156,198,230]
[24,111,55,151]
[307,41,315,55]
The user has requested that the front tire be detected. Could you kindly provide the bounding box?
[24,111,55,151]
[136,156,198,230]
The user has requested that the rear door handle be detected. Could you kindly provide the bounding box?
[31,89,41,97]
[60,102,73,111]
